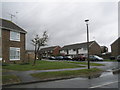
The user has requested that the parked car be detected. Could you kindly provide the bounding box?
[55,56,64,60]
[116,55,120,62]
[110,56,115,60]
[42,56,47,59]
[72,55,86,61]
[63,56,73,60]
[48,56,56,60]
[89,55,103,61]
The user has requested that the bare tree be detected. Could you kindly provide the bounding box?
[31,31,48,65]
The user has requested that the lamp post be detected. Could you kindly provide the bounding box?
[85,19,90,69]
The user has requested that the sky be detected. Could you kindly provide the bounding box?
[0,0,118,52]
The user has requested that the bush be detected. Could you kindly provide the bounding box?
[2,63,9,66]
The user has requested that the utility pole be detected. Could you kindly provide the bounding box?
[85,19,90,69]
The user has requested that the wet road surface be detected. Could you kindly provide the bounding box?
[3,61,120,88]
[4,71,119,88]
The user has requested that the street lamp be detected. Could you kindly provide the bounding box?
[85,19,90,69]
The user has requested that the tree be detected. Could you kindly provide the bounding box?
[31,31,48,65]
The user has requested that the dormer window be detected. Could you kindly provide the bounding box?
[10,31,20,41]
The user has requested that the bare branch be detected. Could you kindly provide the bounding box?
[31,31,48,65]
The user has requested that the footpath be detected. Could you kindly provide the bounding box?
[3,61,119,87]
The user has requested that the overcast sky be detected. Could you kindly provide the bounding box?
[0,0,118,51]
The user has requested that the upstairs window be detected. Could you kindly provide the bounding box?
[73,49,76,51]
[10,31,20,41]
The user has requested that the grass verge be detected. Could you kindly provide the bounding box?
[63,61,105,66]
[3,60,85,71]
[31,68,103,80]
[103,59,117,62]
[2,75,21,84]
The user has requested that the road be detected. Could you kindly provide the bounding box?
[3,61,120,88]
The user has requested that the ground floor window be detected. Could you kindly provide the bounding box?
[10,47,20,60]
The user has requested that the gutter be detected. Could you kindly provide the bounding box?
[0,26,27,34]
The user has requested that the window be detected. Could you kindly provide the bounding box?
[10,31,20,41]
[83,48,87,50]
[73,49,76,51]
[10,47,20,60]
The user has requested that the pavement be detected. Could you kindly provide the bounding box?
[2,61,119,86]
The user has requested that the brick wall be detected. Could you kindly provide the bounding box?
[111,39,120,57]
[2,29,26,63]
[53,46,61,56]
[89,42,101,55]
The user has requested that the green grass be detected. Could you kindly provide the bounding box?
[63,61,105,66]
[3,60,85,71]
[104,59,117,62]
[31,68,102,79]
[2,75,20,84]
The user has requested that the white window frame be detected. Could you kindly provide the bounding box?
[10,31,20,41]
[10,47,20,61]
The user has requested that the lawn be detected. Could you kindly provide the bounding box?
[63,61,105,66]
[104,59,117,62]
[31,68,103,79]
[2,75,21,84]
[2,60,85,71]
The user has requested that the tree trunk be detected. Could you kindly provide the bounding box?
[33,44,37,66]
[33,52,37,65]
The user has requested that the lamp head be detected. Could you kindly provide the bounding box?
[85,19,89,22]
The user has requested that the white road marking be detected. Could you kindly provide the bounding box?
[89,81,118,88]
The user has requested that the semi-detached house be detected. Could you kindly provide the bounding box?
[111,37,120,57]
[0,18,27,63]
[39,46,61,57]
[60,41,101,57]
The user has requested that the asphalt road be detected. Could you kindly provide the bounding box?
[3,61,120,88]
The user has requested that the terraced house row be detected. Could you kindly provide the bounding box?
[39,41,107,58]
[39,39,119,58]
[0,18,119,62]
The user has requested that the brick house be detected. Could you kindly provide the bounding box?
[60,41,101,57]
[39,46,61,58]
[0,18,27,63]
[111,37,120,57]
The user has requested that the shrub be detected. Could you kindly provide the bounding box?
[19,62,30,65]
[2,63,9,66]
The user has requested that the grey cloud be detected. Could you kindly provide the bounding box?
[1,1,118,51]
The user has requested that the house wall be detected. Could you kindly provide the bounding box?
[60,48,87,56]
[68,49,77,55]
[0,28,2,59]
[89,42,101,55]
[78,48,87,54]
[2,29,26,63]
[111,40,120,56]
[60,50,67,55]
[25,52,35,61]
[53,46,61,56]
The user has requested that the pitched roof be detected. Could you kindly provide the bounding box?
[61,41,95,50]
[40,46,60,52]
[111,37,120,45]
[0,18,27,33]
